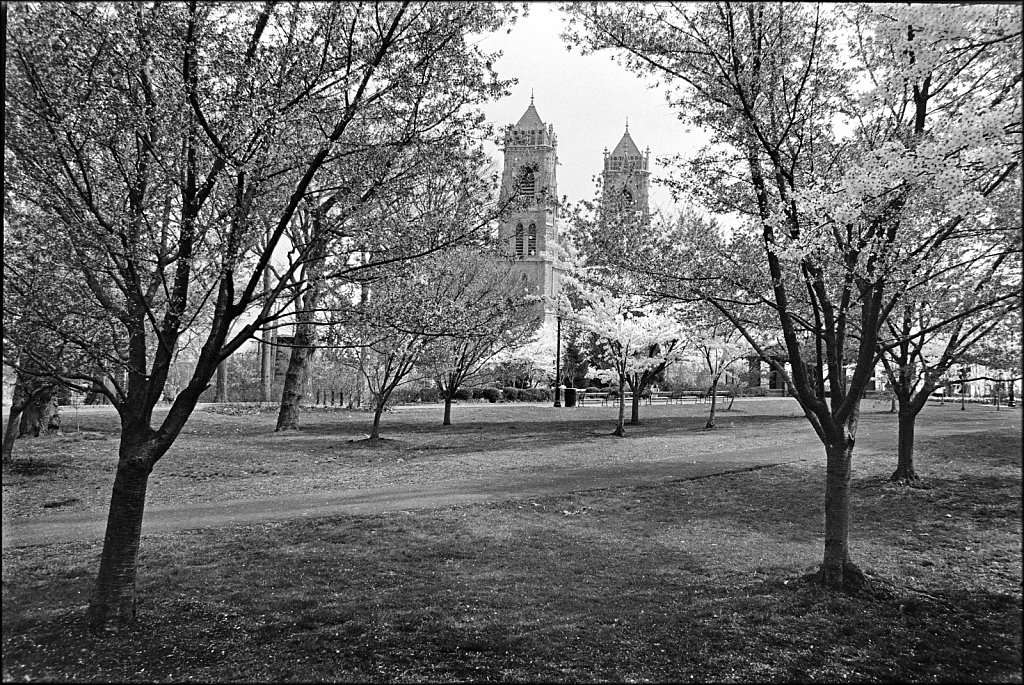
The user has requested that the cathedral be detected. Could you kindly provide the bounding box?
[497,98,651,322]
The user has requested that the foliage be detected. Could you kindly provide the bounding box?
[570,284,689,434]
[4,0,519,630]
[411,247,541,424]
[564,0,1022,588]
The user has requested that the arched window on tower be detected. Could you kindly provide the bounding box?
[528,223,537,256]
[514,223,525,258]
[518,167,536,198]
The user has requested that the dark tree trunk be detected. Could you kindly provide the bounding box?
[629,390,641,425]
[2,410,23,462]
[2,375,34,462]
[820,438,863,591]
[275,334,315,432]
[442,395,453,426]
[370,402,384,439]
[891,405,921,483]
[86,442,153,633]
[19,385,58,437]
[613,385,626,437]
[260,335,273,403]
[705,378,719,429]
[214,361,228,403]
[275,241,326,430]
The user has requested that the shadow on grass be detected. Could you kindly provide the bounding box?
[3,497,1019,682]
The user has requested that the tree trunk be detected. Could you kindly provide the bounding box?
[2,408,25,462]
[442,395,453,426]
[369,403,384,440]
[821,439,863,591]
[613,386,626,437]
[705,379,719,429]
[2,375,34,462]
[890,407,920,483]
[275,327,317,431]
[214,361,228,403]
[629,390,641,425]
[86,445,152,633]
[19,385,58,437]
[260,334,273,403]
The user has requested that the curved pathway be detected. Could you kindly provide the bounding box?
[2,443,820,548]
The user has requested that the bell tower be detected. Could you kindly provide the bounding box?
[601,122,650,223]
[498,96,561,319]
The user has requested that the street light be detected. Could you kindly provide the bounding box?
[958,365,969,411]
[554,314,562,408]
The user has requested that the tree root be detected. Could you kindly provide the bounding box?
[800,561,867,595]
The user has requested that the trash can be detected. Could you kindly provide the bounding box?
[564,388,578,408]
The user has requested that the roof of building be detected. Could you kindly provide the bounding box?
[611,128,642,157]
[514,102,545,130]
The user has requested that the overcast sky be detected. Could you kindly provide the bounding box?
[475,4,709,215]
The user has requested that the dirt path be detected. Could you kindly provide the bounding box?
[1,443,820,548]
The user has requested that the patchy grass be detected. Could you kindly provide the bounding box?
[2,400,1021,682]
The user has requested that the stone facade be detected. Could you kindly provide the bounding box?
[497,102,651,324]
[601,123,651,223]
[498,99,562,322]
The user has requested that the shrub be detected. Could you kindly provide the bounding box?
[744,385,768,397]
[502,386,518,401]
[417,387,441,403]
[522,387,550,402]
[481,388,501,403]
[471,388,485,400]
[453,387,472,401]
[387,387,419,404]
[584,386,602,394]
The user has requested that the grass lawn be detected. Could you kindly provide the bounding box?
[2,399,1021,682]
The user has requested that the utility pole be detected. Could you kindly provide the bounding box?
[554,314,562,408]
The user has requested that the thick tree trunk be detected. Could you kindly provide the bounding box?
[214,361,228,403]
[2,377,33,462]
[2,409,25,462]
[369,399,386,439]
[442,395,453,426]
[890,407,920,482]
[629,390,641,425]
[275,250,325,430]
[613,387,626,437]
[821,439,863,591]
[86,445,152,633]
[276,333,316,431]
[19,385,58,437]
[705,379,719,429]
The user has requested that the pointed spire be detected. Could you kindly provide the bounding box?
[531,89,535,105]
[514,97,545,130]
[611,127,641,157]
[625,117,629,134]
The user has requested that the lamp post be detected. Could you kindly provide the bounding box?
[958,366,966,409]
[554,314,562,408]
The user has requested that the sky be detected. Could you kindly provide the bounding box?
[474,4,710,215]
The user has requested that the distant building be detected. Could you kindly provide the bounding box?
[497,100,652,325]
[601,122,651,223]
[497,97,563,323]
